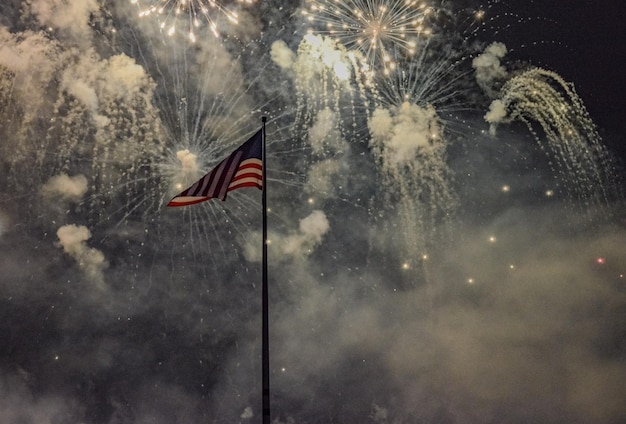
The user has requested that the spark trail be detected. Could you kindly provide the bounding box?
[130,0,257,41]
[302,0,435,78]
[486,67,616,211]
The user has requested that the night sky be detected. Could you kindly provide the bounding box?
[502,0,626,158]
[1,1,625,423]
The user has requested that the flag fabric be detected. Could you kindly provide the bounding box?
[167,129,263,207]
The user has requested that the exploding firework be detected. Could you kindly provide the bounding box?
[130,0,257,41]
[302,0,435,77]
[485,67,616,210]
[107,29,302,267]
[1,2,625,423]
[367,101,457,279]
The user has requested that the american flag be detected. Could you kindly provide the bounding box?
[167,129,263,207]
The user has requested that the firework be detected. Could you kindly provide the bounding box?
[302,0,435,77]
[1,2,625,423]
[486,67,616,209]
[130,0,256,41]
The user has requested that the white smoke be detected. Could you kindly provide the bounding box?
[485,99,508,135]
[307,159,341,197]
[60,75,106,126]
[29,0,100,43]
[41,173,88,202]
[308,107,347,155]
[56,224,107,288]
[369,102,441,164]
[240,406,254,420]
[176,149,199,175]
[0,373,77,424]
[270,40,296,71]
[243,210,330,262]
[293,34,354,83]
[473,42,508,97]
[0,28,63,118]
[104,54,151,101]
[0,2,624,423]
[59,51,155,129]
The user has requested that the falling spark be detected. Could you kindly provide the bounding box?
[130,0,256,40]
[487,68,616,210]
[302,0,435,77]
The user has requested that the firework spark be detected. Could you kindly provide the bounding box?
[302,0,434,77]
[130,0,256,41]
[486,67,616,209]
[1,2,624,423]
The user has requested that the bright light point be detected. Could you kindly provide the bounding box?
[422,254,429,261]
[509,264,515,270]
[132,0,255,40]
[545,190,554,197]
[307,198,315,204]
[401,262,410,270]
[304,0,435,77]
[596,257,605,265]
[489,236,496,243]
[502,185,510,192]
[333,62,350,80]
[467,278,475,284]
[281,367,286,372]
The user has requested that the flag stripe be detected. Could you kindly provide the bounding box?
[229,159,263,191]
[216,151,243,200]
[167,196,210,207]
[167,129,263,207]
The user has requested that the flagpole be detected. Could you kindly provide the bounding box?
[261,116,270,424]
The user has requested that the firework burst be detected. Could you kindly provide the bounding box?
[130,0,256,41]
[302,0,435,78]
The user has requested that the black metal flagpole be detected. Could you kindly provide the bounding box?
[261,116,270,424]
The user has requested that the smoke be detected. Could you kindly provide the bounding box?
[176,149,200,176]
[0,373,79,424]
[243,210,330,262]
[369,102,441,164]
[41,173,88,202]
[56,224,108,288]
[270,39,296,71]
[473,41,508,98]
[307,107,347,155]
[0,1,624,423]
[29,0,100,42]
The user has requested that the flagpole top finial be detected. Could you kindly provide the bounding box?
[262,116,267,123]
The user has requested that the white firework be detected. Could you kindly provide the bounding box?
[302,0,435,77]
[130,0,256,41]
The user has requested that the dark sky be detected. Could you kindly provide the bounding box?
[504,0,626,157]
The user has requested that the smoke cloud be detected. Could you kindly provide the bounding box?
[243,210,330,262]
[56,224,107,288]
[473,41,508,97]
[0,1,624,424]
[369,103,441,164]
[41,173,88,202]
